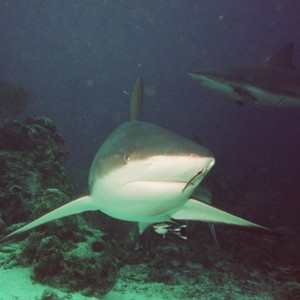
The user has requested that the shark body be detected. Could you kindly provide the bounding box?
[189,43,300,107]
[1,78,266,243]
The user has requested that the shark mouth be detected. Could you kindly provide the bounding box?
[125,179,188,186]
[125,168,206,187]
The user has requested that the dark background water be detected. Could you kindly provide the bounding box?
[0,0,299,193]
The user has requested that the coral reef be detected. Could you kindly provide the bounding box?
[278,281,300,300]
[29,225,117,298]
[0,116,117,297]
[0,116,70,227]
[41,289,60,300]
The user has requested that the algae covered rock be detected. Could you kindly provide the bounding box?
[40,289,60,300]
[31,228,117,297]
[0,116,71,228]
[63,236,117,297]
[33,235,64,279]
[278,281,300,300]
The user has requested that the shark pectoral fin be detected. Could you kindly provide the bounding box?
[234,100,245,106]
[277,97,285,107]
[234,88,258,105]
[0,195,98,242]
[170,198,267,230]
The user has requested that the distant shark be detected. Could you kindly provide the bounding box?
[188,43,300,107]
[0,78,267,243]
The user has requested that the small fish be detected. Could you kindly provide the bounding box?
[152,221,187,240]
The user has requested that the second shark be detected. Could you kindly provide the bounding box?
[189,43,300,107]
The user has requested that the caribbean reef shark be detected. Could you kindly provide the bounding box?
[0,78,267,243]
[188,43,300,107]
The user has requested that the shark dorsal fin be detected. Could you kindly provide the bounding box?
[129,77,144,121]
[267,42,297,70]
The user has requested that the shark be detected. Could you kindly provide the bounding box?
[188,43,300,107]
[0,78,267,243]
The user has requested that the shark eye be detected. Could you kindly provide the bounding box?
[124,153,131,163]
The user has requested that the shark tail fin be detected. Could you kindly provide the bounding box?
[129,77,143,121]
[0,195,98,243]
[170,198,268,230]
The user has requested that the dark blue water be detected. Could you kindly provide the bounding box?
[1,0,299,188]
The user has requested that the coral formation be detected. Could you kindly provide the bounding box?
[29,226,117,298]
[0,116,117,297]
[0,116,70,227]
[41,289,60,300]
[278,281,300,300]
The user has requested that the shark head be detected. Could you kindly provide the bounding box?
[189,43,300,107]
[89,120,215,222]
[188,67,247,101]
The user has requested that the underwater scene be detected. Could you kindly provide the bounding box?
[0,1,299,299]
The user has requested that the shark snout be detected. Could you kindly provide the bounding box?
[168,153,215,183]
[191,155,215,178]
[206,157,215,171]
[179,155,215,193]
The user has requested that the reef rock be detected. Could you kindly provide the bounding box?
[0,116,117,296]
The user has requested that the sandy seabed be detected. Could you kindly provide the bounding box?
[0,263,274,300]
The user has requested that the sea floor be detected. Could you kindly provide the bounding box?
[0,225,299,300]
[0,263,273,300]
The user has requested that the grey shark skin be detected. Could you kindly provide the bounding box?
[1,78,266,243]
[189,43,300,107]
